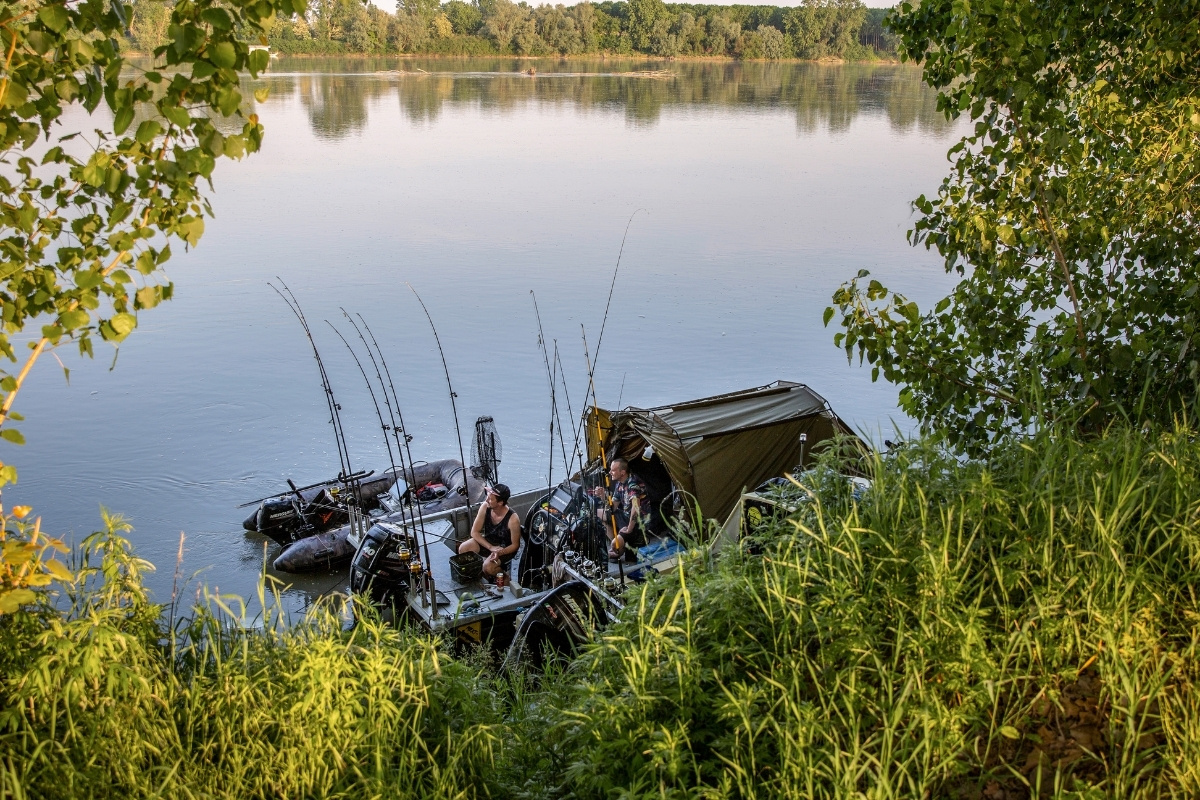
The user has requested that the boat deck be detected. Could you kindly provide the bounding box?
[404,517,540,635]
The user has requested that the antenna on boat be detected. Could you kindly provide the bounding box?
[349,311,437,616]
[270,280,356,491]
[407,283,472,501]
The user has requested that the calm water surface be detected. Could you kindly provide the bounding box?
[10,59,964,611]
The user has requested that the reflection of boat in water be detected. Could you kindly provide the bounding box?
[240,470,398,547]
[349,381,864,666]
[272,459,486,574]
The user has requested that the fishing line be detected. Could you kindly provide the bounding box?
[531,290,570,482]
[269,280,354,488]
[325,320,401,542]
[341,310,420,537]
[569,209,644,473]
[407,283,470,498]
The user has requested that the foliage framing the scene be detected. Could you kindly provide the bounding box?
[0,0,304,484]
[827,0,1200,450]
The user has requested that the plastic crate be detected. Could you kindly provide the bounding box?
[449,551,483,583]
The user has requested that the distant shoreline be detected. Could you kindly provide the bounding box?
[123,50,903,65]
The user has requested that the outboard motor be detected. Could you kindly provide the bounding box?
[257,497,303,545]
[350,522,416,612]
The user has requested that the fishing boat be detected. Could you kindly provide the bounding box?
[348,380,864,663]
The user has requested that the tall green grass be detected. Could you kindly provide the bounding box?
[2,423,1199,798]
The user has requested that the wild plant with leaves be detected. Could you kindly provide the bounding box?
[827,0,1200,450]
[0,0,303,484]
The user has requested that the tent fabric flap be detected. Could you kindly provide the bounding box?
[594,381,861,522]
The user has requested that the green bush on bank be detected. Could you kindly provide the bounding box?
[3,423,1200,797]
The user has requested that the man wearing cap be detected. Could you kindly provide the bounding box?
[606,458,649,562]
[459,483,522,579]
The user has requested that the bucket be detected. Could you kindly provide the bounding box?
[450,551,483,583]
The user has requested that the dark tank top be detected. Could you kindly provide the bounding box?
[482,508,515,549]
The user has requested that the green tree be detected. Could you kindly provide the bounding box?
[827,0,1200,450]
[626,0,666,52]
[0,0,302,484]
[443,0,482,35]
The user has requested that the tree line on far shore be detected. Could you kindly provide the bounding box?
[128,0,898,59]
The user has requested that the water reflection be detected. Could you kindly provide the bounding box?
[246,58,950,139]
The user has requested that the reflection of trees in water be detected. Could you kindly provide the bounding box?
[267,58,952,136]
[297,74,393,139]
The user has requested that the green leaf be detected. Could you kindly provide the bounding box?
[822,307,835,326]
[209,41,237,70]
[253,86,270,103]
[37,4,70,33]
[135,120,163,145]
[177,216,204,246]
[135,285,161,309]
[134,251,157,275]
[0,589,37,613]
[0,428,26,445]
[113,105,135,136]
[108,312,137,340]
[999,726,1020,740]
[59,309,90,330]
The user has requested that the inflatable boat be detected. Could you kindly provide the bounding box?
[272,459,485,573]
[241,470,398,547]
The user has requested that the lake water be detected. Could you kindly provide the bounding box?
[8,58,964,612]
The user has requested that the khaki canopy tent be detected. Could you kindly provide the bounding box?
[586,380,863,524]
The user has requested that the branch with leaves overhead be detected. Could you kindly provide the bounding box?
[826,0,1200,452]
[0,0,305,485]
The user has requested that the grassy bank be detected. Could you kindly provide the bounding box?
[2,423,1198,797]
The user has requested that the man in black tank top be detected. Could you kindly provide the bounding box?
[458,483,522,579]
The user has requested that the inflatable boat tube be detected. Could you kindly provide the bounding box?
[273,525,359,573]
[402,459,485,514]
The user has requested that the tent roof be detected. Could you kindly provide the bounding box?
[589,381,860,523]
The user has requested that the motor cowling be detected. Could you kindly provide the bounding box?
[350,523,414,611]
[257,497,301,541]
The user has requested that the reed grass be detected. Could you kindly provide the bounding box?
[2,423,1199,798]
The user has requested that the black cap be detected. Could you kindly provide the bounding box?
[488,483,511,503]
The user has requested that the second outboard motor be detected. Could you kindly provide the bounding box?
[350,522,416,612]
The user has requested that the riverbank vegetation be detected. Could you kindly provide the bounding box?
[3,423,1200,797]
[128,0,897,60]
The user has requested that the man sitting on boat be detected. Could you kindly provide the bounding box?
[459,483,522,579]
[605,458,649,562]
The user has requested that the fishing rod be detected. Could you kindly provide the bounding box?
[555,344,584,477]
[269,280,356,492]
[352,312,436,612]
[325,320,402,508]
[582,323,624,587]
[342,311,428,545]
[237,469,374,509]
[530,290,570,484]
[407,283,471,502]
[569,210,644,471]
[329,317,432,612]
